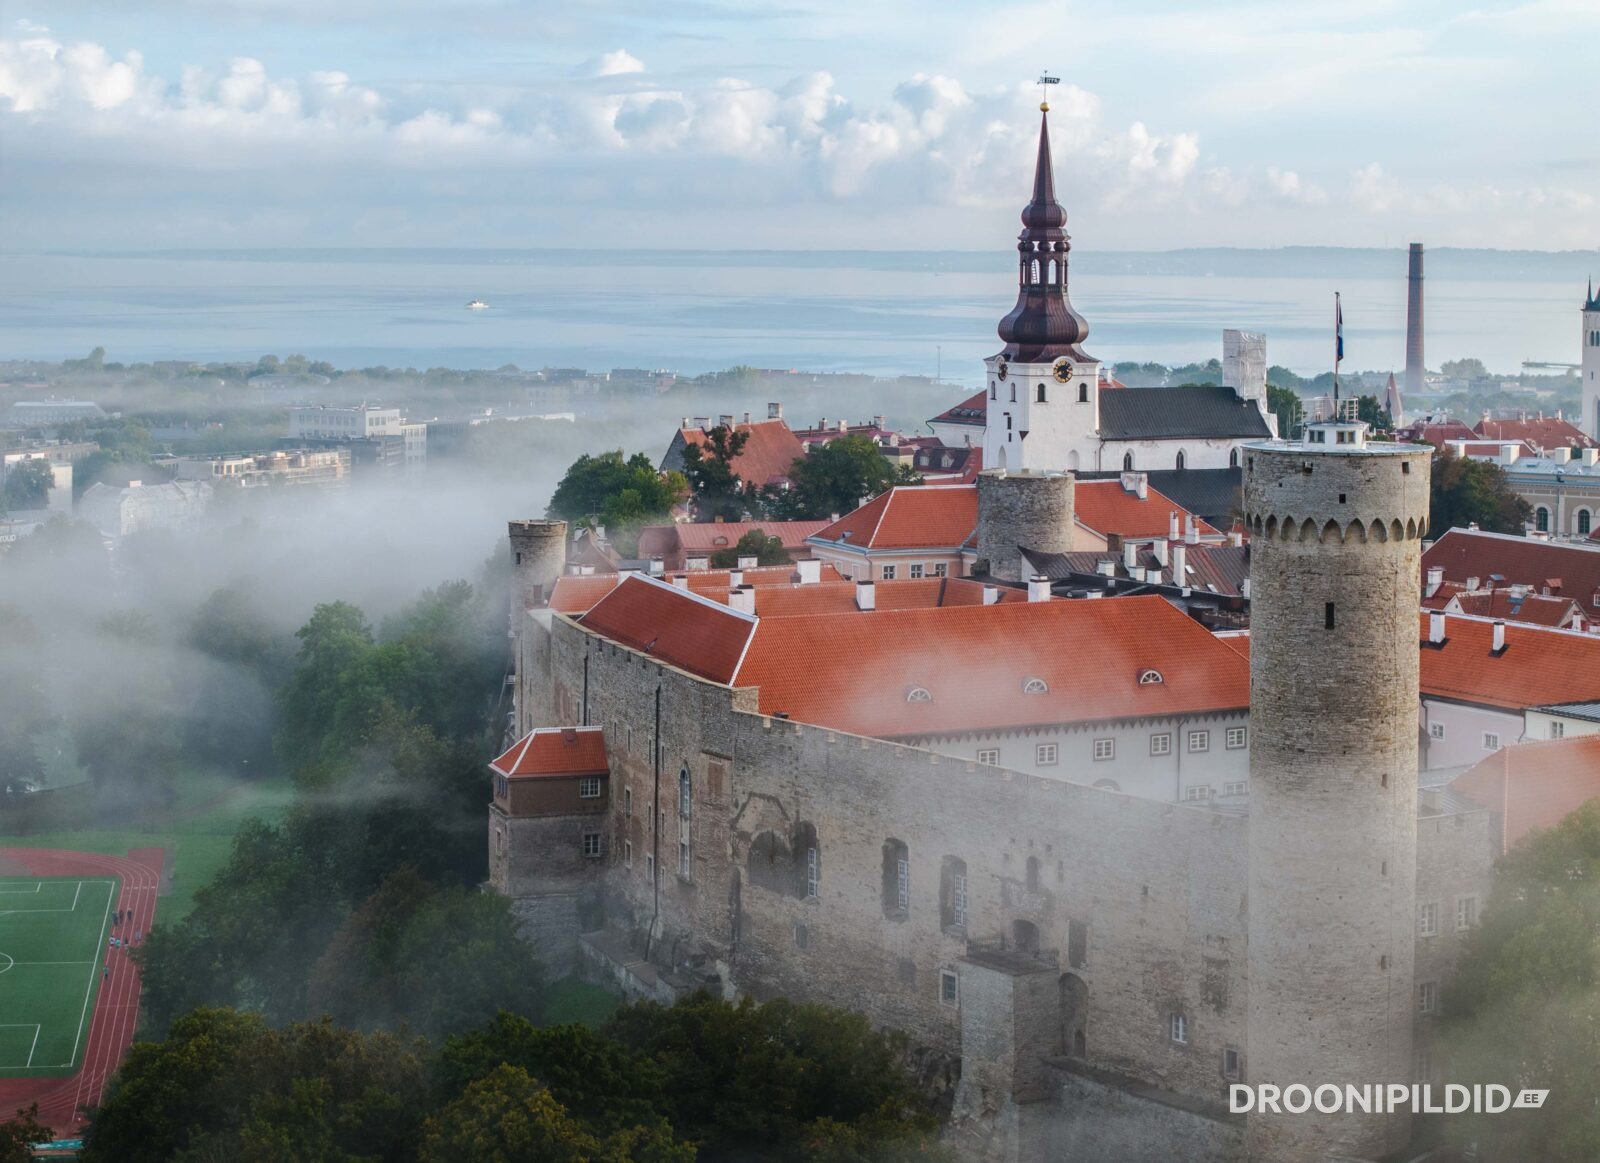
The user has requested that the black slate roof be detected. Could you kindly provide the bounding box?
[1097,385,1272,441]
[1076,468,1243,528]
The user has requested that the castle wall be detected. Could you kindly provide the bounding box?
[1413,806,1498,1073]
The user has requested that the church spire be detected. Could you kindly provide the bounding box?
[997,105,1091,364]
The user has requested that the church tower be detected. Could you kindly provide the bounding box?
[981,106,1100,473]
[1583,280,1600,441]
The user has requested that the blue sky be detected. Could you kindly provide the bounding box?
[1,0,1595,250]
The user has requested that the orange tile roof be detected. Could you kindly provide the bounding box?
[579,574,757,684]
[669,520,829,553]
[811,485,978,551]
[678,419,805,487]
[1423,528,1600,619]
[490,726,608,778]
[705,577,1034,618]
[548,563,844,615]
[1450,735,1600,854]
[729,595,1248,737]
[1446,589,1583,628]
[1473,416,1598,451]
[1073,480,1216,539]
[1418,615,1600,711]
[1421,581,1467,610]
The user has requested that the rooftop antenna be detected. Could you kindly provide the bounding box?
[1038,71,1059,111]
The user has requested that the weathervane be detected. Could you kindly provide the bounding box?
[1038,71,1059,112]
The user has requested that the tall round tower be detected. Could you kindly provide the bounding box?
[974,468,1075,582]
[507,519,568,622]
[1242,420,1431,1160]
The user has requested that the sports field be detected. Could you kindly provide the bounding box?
[0,876,117,1078]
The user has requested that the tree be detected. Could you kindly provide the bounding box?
[1266,384,1302,439]
[770,436,919,522]
[0,1105,50,1163]
[1440,357,1490,381]
[709,529,787,568]
[1,459,54,514]
[1429,447,1531,535]
[1356,394,1393,432]
[546,451,687,545]
[680,426,749,522]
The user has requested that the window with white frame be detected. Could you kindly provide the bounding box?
[953,872,967,928]
[494,775,510,800]
[1225,726,1248,750]
[1022,677,1049,694]
[678,767,691,818]
[1093,738,1114,761]
[909,562,925,579]
[1456,895,1478,930]
[881,565,897,580]
[806,846,819,899]
[1169,1013,1188,1044]
[1183,785,1213,802]
[907,687,933,703]
[1187,730,1210,753]
[1418,901,1438,937]
[1482,731,1500,750]
[579,776,602,799]
[1150,732,1172,756]
[1551,721,1566,739]
[1419,980,1438,1015]
[940,969,959,1007]
[932,562,948,577]
[976,748,1000,766]
[1036,742,1059,766]
[582,832,602,858]
[1428,721,1445,740]
[1223,781,1248,797]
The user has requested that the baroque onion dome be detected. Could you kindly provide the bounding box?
[997,105,1092,364]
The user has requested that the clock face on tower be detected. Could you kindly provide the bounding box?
[1053,359,1074,383]
[996,361,1009,381]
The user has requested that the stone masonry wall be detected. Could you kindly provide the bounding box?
[974,469,1075,582]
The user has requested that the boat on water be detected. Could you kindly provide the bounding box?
[466,299,489,310]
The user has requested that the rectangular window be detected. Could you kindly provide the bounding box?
[582,832,602,858]
[1036,743,1059,766]
[578,776,602,799]
[932,562,948,577]
[1150,732,1172,756]
[1092,738,1114,761]
[806,847,819,899]
[1456,895,1478,930]
[1325,602,1336,630]
[897,857,910,911]
[494,775,510,800]
[1223,781,1248,797]
[624,839,633,868]
[1551,721,1566,739]
[1419,981,1438,1015]
[1170,1013,1188,1045]
[1225,726,1248,750]
[1428,721,1445,740]
[1482,732,1500,750]
[880,565,897,580]
[678,769,692,818]
[1183,785,1213,802]
[645,853,654,880]
[940,969,959,1008]
[909,562,925,579]
[1418,901,1439,937]
[1187,730,1210,753]
[976,748,1000,766]
[679,839,691,879]
[623,787,632,817]
[1222,1048,1241,1081]
[952,873,967,928]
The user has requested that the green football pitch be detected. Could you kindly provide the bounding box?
[0,876,117,1077]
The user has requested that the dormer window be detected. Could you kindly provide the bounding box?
[1137,669,1164,685]
[906,687,933,703]
[1022,677,1049,694]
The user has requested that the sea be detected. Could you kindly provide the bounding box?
[0,247,1591,379]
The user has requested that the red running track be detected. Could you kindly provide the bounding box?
[0,847,164,1136]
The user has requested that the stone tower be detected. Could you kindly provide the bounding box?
[974,468,1075,582]
[1582,280,1600,441]
[1242,419,1432,1161]
[508,519,568,622]
[981,104,1101,475]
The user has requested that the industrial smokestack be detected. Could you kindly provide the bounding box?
[1405,243,1425,396]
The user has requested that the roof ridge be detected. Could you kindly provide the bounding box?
[624,571,760,624]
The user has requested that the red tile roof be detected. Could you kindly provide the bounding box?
[1397,419,1476,445]
[729,596,1248,737]
[706,577,1034,618]
[1450,735,1600,854]
[1473,416,1598,451]
[1418,615,1600,711]
[635,520,828,563]
[1447,440,1539,459]
[490,726,608,778]
[928,390,989,428]
[1445,589,1584,628]
[1073,479,1217,539]
[549,563,843,615]
[579,574,757,684]
[1423,528,1600,619]
[1421,581,1466,610]
[811,485,978,551]
[676,419,805,488]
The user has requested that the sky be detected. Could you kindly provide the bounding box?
[0,0,1596,252]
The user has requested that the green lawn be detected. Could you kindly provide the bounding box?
[0,876,116,1077]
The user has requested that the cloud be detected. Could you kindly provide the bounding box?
[590,49,645,77]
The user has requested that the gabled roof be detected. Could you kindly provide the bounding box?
[1473,416,1597,451]
[490,726,608,779]
[1419,614,1600,711]
[927,390,988,428]
[1096,385,1272,441]
[1450,735,1600,854]
[660,419,805,488]
[636,520,828,560]
[729,595,1248,738]
[1422,528,1600,618]
[1444,588,1583,628]
[579,573,757,684]
[1397,419,1475,445]
[810,485,978,552]
[707,576,1033,618]
[1073,479,1217,540]
[1023,543,1250,597]
[548,563,844,615]
[1074,468,1243,528]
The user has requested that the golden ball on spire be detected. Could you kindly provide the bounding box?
[1040,101,1050,112]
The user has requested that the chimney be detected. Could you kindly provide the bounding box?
[737,555,758,569]
[1145,567,1163,584]
[718,413,734,428]
[671,574,689,589]
[855,580,876,611]
[1171,542,1187,583]
[1099,559,1117,578]
[743,411,752,425]
[693,416,711,428]
[728,586,756,615]
[1551,446,1572,465]
[1168,511,1180,540]
[1492,620,1507,652]
[982,584,1001,605]
[649,557,665,576]
[728,569,743,588]
[1028,575,1052,603]
[797,559,821,584]
[1152,540,1169,567]
[1228,529,1244,547]
[1581,448,1599,467]
[1406,243,1425,396]
[768,401,782,419]
[1425,566,1444,597]
[873,414,886,429]
[1122,541,1138,571]
[579,565,595,576]
[837,419,849,433]
[1429,611,1446,644]
[1184,513,1200,545]
[1466,576,1480,592]
[1240,577,1251,600]
[1106,532,1124,555]
[681,416,690,429]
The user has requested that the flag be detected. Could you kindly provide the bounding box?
[1335,293,1344,364]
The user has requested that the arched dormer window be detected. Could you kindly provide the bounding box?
[990,380,997,400]
[906,687,933,703]
[1176,450,1187,471]
[1230,448,1240,468]
[1137,669,1164,685]
[1022,677,1049,694]
[1123,451,1135,471]
[1078,382,1089,403]
[1037,383,1047,403]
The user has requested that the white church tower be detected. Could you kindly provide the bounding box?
[981,104,1101,473]
[1583,281,1600,441]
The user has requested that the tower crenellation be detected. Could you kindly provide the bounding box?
[1243,419,1432,1160]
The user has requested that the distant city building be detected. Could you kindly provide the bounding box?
[171,447,351,490]
[77,479,211,538]
[1,450,73,515]
[287,404,426,473]
[2,400,105,429]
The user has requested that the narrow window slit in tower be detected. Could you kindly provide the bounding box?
[1381,772,1388,788]
[1325,602,1336,630]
